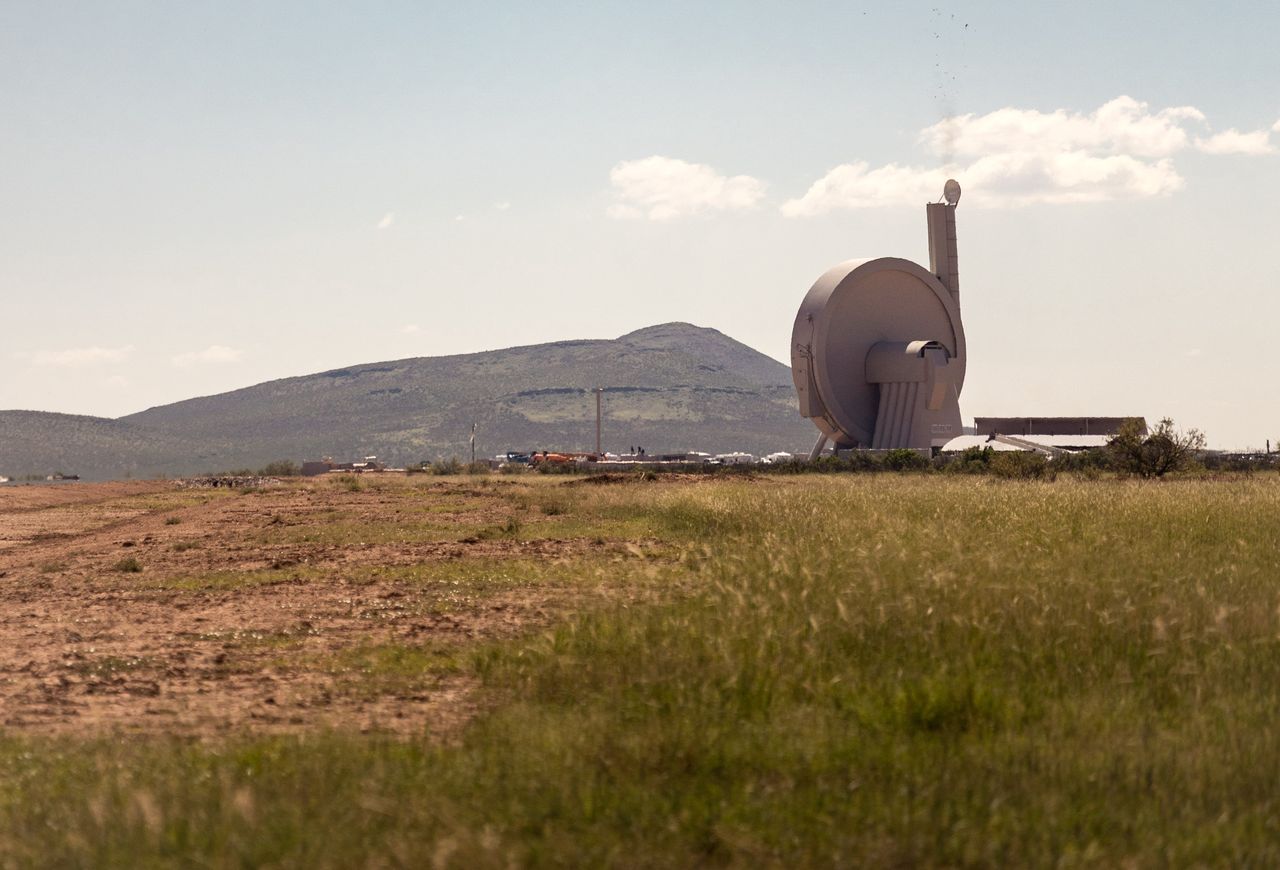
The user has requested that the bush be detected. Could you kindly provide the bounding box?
[1052,449,1111,475]
[1107,417,1206,478]
[989,451,1053,480]
[1199,453,1277,474]
[810,455,848,473]
[464,461,491,475]
[883,448,930,472]
[533,461,581,475]
[257,460,299,477]
[113,557,142,573]
[940,446,994,474]
[473,515,522,540]
[430,458,464,475]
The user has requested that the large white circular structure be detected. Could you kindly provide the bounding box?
[791,194,966,453]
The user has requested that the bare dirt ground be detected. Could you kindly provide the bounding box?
[0,476,641,738]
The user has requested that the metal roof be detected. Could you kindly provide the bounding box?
[941,434,1112,453]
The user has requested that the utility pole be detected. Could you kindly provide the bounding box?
[594,387,603,456]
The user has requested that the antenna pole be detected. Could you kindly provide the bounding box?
[594,388,603,455]
[926,202,960,307]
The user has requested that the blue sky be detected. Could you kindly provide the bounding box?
[2,1,1278,447]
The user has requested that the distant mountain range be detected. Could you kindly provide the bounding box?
[0,323,818,480]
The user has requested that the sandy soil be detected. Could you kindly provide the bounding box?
[0,478,621,738]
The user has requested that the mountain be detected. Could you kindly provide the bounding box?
[0,411,200,480]
[1,323,816,480]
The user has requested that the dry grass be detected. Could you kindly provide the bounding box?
[0,474,1278,865]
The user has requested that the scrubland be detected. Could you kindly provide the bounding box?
[1,472,1278,866]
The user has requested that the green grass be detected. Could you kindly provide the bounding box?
[3,476,1280,866]
[146,551,641,599]
[307,642,466,698]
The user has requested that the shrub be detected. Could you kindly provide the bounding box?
[1107,417,1206,478]
[473,516,522,540]
[810,455,848,473]
[257,460,300,477]
[883,448,930,472]
[940,446,994,474]
[1052,449,1111,475]
[430,458,464,475]
[763,459,813,475]
[534,461,581,475]
[113,557,143,573]
[1200,453,1276,474]
[989,451,1053,480]
[464,461,491,475]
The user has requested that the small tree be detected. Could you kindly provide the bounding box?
[1107,417,1206,478]
[257,460,299,477]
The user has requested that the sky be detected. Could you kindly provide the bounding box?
[2,0,1278,448]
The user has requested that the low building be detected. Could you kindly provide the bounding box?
[301,460,335,477]
[941,433,1114,456]
[974,417,1144,437]
[301,455,386,475]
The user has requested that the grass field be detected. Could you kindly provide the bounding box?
[2,474,1279,866]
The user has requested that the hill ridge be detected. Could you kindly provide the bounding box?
[2,323,812,480]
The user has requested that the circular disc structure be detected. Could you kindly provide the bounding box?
[791,257,965,447]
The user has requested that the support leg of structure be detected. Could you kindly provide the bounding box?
[808,434,829,461]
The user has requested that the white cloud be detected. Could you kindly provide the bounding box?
[783,152,1182,215]
[494,201,511,211]
[377,212,395,229]
[608,156,765,220]
[1273,119,1280,133]
[784,96,1271,215]
[964,150,1182,205]
[782,162,946,215]
[1196,128,1274,155]
[454,214,465,222]
[921,96,1204,160]
[172,345,242,367]
[29,345,134,367]
[400,324,420,335]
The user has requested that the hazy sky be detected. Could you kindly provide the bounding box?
[3,1,1277,447]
